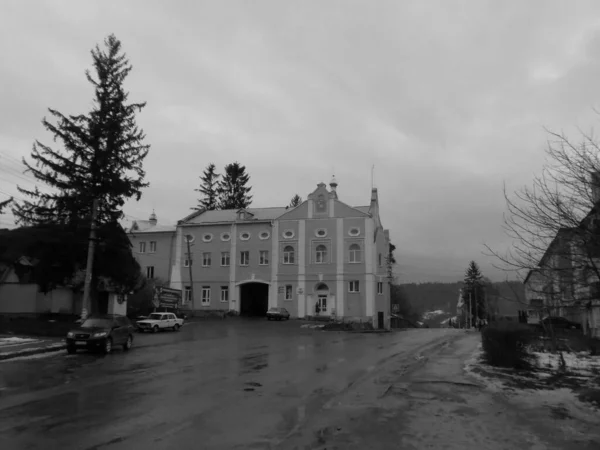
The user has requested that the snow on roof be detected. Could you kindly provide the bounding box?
[128,220,175,234]
[184,207,288,224]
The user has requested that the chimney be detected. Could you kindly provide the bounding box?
[149,210,157,226]
[592,172,600,205]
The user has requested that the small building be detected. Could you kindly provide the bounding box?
[126,210,177,284]
[0,257,127,317]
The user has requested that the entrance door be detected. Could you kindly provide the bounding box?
[318,295,327,313]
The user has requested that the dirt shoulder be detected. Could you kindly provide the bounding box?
[280,331,599,450]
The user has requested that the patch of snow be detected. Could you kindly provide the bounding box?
[0,337,40,347]
[421,310,446,320]
[531,351,600,375]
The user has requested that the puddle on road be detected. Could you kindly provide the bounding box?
[239,353,269,374]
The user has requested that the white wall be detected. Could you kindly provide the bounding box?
[108,293,127,316]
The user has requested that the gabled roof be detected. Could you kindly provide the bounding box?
[180,207,288,225]
[538,227,578,267]
[354,206,370,214]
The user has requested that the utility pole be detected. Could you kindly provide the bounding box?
[81,198,99,320]
[185,234,194,309]
[468,291,472,329]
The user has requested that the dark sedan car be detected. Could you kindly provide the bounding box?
[540,316,582,330]
[66,315,135,354]
[266,307,290,321]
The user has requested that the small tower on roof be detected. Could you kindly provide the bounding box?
[149,209,157,226]
[329,175,338,198]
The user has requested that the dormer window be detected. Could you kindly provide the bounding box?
[237,210,254,221]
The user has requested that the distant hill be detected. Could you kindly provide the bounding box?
[400,281,525,319]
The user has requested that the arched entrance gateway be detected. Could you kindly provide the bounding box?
[239,282,269,317]
[314,283,329,315]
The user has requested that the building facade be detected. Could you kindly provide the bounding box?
[163,179,391,327]
[127,211,177,284]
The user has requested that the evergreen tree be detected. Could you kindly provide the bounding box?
[0,197,12,215]
[12,34,150,227]
[289,194,302,208]
[217,162,253,210]
[462,261,485,324]
[194,163,220,211]
[386,242,397,281]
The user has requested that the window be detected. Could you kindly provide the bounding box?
[220,286,229,302]
[259,250,269,265]
[315,244,327,264]
[149,241,156,253]
[221,251,230,267]
[240,251,250,266]
[201,286,210,305]
[377,282,383,295]
[202,233,213,242]
[202,252,212,267]
[240,232,251,241]
[221,232,231,241]
[349,244,362,263]
[349,280,360,293]
[283,229,295,239]
[184,286,192,302]
[259,231,270,240]
[315,228,327,237]
[285,285,293,300]
[378,253,382,267]
[184,258,190,267]
[146,266,154,279]
[283,246,295,264]
[139,242,146,253]
[349,227,360,237]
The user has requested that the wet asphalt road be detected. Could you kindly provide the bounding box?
[0,319,457,450]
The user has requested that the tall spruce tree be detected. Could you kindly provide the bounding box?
[462,261,485,324]
[0,197,12,216]
[12,34,150,227]
[289,194,302,208]
[193,163,220,211]
[217,162,253,210]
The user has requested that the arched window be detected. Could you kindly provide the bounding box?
[316,244,327,263]
[283,245,295,264]
[349,243,362,263]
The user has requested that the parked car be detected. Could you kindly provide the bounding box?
[66,315,135,354]
[266,307,290,321]
[136,312,184,333]
[539,316,582,330]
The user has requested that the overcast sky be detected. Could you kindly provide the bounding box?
[2,0,600,283]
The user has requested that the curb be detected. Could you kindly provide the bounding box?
[0,343,66,361]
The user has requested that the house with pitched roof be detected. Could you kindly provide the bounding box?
[127,211,177,284]
[523,175,600,338]
[162,178,391,328]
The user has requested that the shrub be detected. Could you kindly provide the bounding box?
[481,321,536,369]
